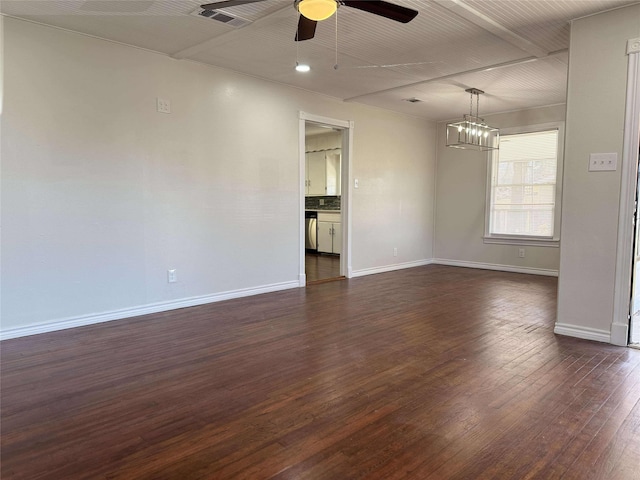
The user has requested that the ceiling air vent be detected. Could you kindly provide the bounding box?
[190,7,251,28]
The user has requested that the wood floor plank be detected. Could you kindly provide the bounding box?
[2,265,640,479]
[305,253,341,283]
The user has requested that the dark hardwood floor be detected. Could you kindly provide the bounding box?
[305,252,341,283]
[2,265,640,479]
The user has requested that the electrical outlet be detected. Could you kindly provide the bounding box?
[167,269,177,283]
[393,247,398,257]
[354,178,359,189]
[518,248,525,258]
[320,199,325,206]
[157,97,171,114]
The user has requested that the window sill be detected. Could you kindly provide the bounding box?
[483,235,559,247]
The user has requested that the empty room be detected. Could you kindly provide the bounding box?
[1,0,640,478]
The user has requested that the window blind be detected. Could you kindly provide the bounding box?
[490,129,559,237]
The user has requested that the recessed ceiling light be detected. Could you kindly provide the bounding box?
[295,63,311,72]
[403,97,422,103]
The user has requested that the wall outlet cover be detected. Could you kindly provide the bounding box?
[167,269,177,283]
[157,98,171,114]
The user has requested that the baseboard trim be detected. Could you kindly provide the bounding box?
[554,322,611,344]
[432,258,559,277]
[0,280,300,341]
[351,259,433,278]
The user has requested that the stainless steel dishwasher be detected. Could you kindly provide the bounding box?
[305,211,317,251]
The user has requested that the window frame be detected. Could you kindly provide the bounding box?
[483,122,564,247]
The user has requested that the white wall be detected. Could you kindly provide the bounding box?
[434,104,565,274]
[305,131,341,151]
[0,18,435,337]
[350,112,435,271]
[556,3,640,343]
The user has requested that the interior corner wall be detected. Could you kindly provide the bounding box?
[0,17,436,337]
[434,104,565,274]
[556,3,640,342]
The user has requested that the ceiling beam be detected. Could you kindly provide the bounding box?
[171,4,292,60]
[343,49,568,103]
[432,0,549,58]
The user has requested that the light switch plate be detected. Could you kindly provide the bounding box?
[589,153,617,171]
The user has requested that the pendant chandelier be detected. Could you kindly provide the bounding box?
[446,88,499,151]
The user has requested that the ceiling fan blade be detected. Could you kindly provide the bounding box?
[295,16,317,41]
[200,0,266,10]
[342,1,418,23]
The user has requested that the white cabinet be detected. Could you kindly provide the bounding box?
[305,150,341,196]
[331,222,342,255]
[317,212,342,254]
[326,152,341,196]
[317,222,333,254]
[306,151,326,196]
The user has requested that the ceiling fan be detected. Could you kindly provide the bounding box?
[198,0,419,41]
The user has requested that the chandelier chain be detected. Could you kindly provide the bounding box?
[335,9,338,69]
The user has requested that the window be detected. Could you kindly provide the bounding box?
[485,124,563,246]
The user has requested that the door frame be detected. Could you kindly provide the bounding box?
[298,111,354,286]
[612,38,640,346]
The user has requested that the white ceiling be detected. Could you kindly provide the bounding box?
[2,0,637,120]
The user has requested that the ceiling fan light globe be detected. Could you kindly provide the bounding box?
[296,0,337,21]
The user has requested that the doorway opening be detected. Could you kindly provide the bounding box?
[299,112,352,286]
